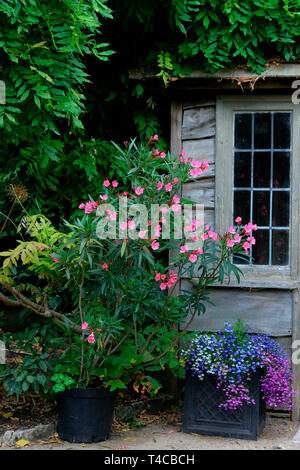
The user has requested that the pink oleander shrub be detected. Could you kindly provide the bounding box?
[0,136,258,395]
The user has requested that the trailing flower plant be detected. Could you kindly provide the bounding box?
[181,321,296,410]
[0,136,257,396]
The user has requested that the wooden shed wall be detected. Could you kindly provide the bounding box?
[171,96,300,418]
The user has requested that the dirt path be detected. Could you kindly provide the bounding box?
[3,415,300,450]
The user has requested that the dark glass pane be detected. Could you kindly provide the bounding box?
[234,152,251,187]
[235,113,252,149]
[272,192,289,227]
[253,191,270,226]
[272,230,289,265]
[253,152,270,187]
[252,230,269,265]
[233,253,250,265]
[273,151,290,188]
[234,190,250,222]
[274,113,291,149]
[254,113,271,149]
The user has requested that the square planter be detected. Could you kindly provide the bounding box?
[182,372,266,440]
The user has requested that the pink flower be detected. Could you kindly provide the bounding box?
[88,333,95,344]
[161,206,169,214]
[201,160,209,171]
[234,234,242,243]
[135,186,144,196]
[51,255,59,262]
[171,204,181,213]
[160,283,167,290]
[112,180,119,188]
[190,168,203,178]
[151,240,159,250]
[173,177,179,184]
[155,273,161,281]
[165,183,173,192]
[228,226,236,235]
[196,248,204,254]
[78,203,85,209]
[180,245,188,253]
[154,225,161,237]
[189,254,197,263]
[81,322,89,330]
[242,241,251,251]
[119,222,127,231]
[226,239,235,248]
[244,222,258,232]
[208,230,218,240]
[100,194,108,201]
[235,216,242,225]
[102,263,109,271]
[156,181,164,191]
[128,220,136,230]
[109,211,117,221]
[103,180,110,187]
[173,195,180,204]
[138,230,147,239]
[247,236,256,245]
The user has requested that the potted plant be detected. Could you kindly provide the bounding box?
[181,321,295,440]
[0,136,256,442]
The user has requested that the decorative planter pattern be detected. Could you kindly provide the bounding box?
[182,372,266,440]
[57,388,116,443]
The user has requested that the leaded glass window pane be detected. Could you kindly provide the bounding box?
[233,112,291,266]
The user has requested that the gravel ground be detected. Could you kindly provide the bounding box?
[2,415,300,450]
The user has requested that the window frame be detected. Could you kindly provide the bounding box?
[216,95,300,281]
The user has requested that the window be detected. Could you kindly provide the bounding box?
[234,111,291,266]
[216,96,300,280]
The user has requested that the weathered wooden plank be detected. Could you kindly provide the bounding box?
[276,336,292,358]
[203,209,214,228]
[181,283,293,337]
[182,138,215,161]
[170,101,182,157]
[129,64,300,81]
[182,178,215,209]
[170,101,183,298]
[183,98,216,110]
[213,279,300,290]
[182,106,216,140]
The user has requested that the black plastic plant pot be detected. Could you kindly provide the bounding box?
[182,372,266,440]
[57,388,116,443]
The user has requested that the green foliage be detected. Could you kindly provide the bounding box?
[0,0,114,239]
[51,372,76,393]
[0,322,60,399]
